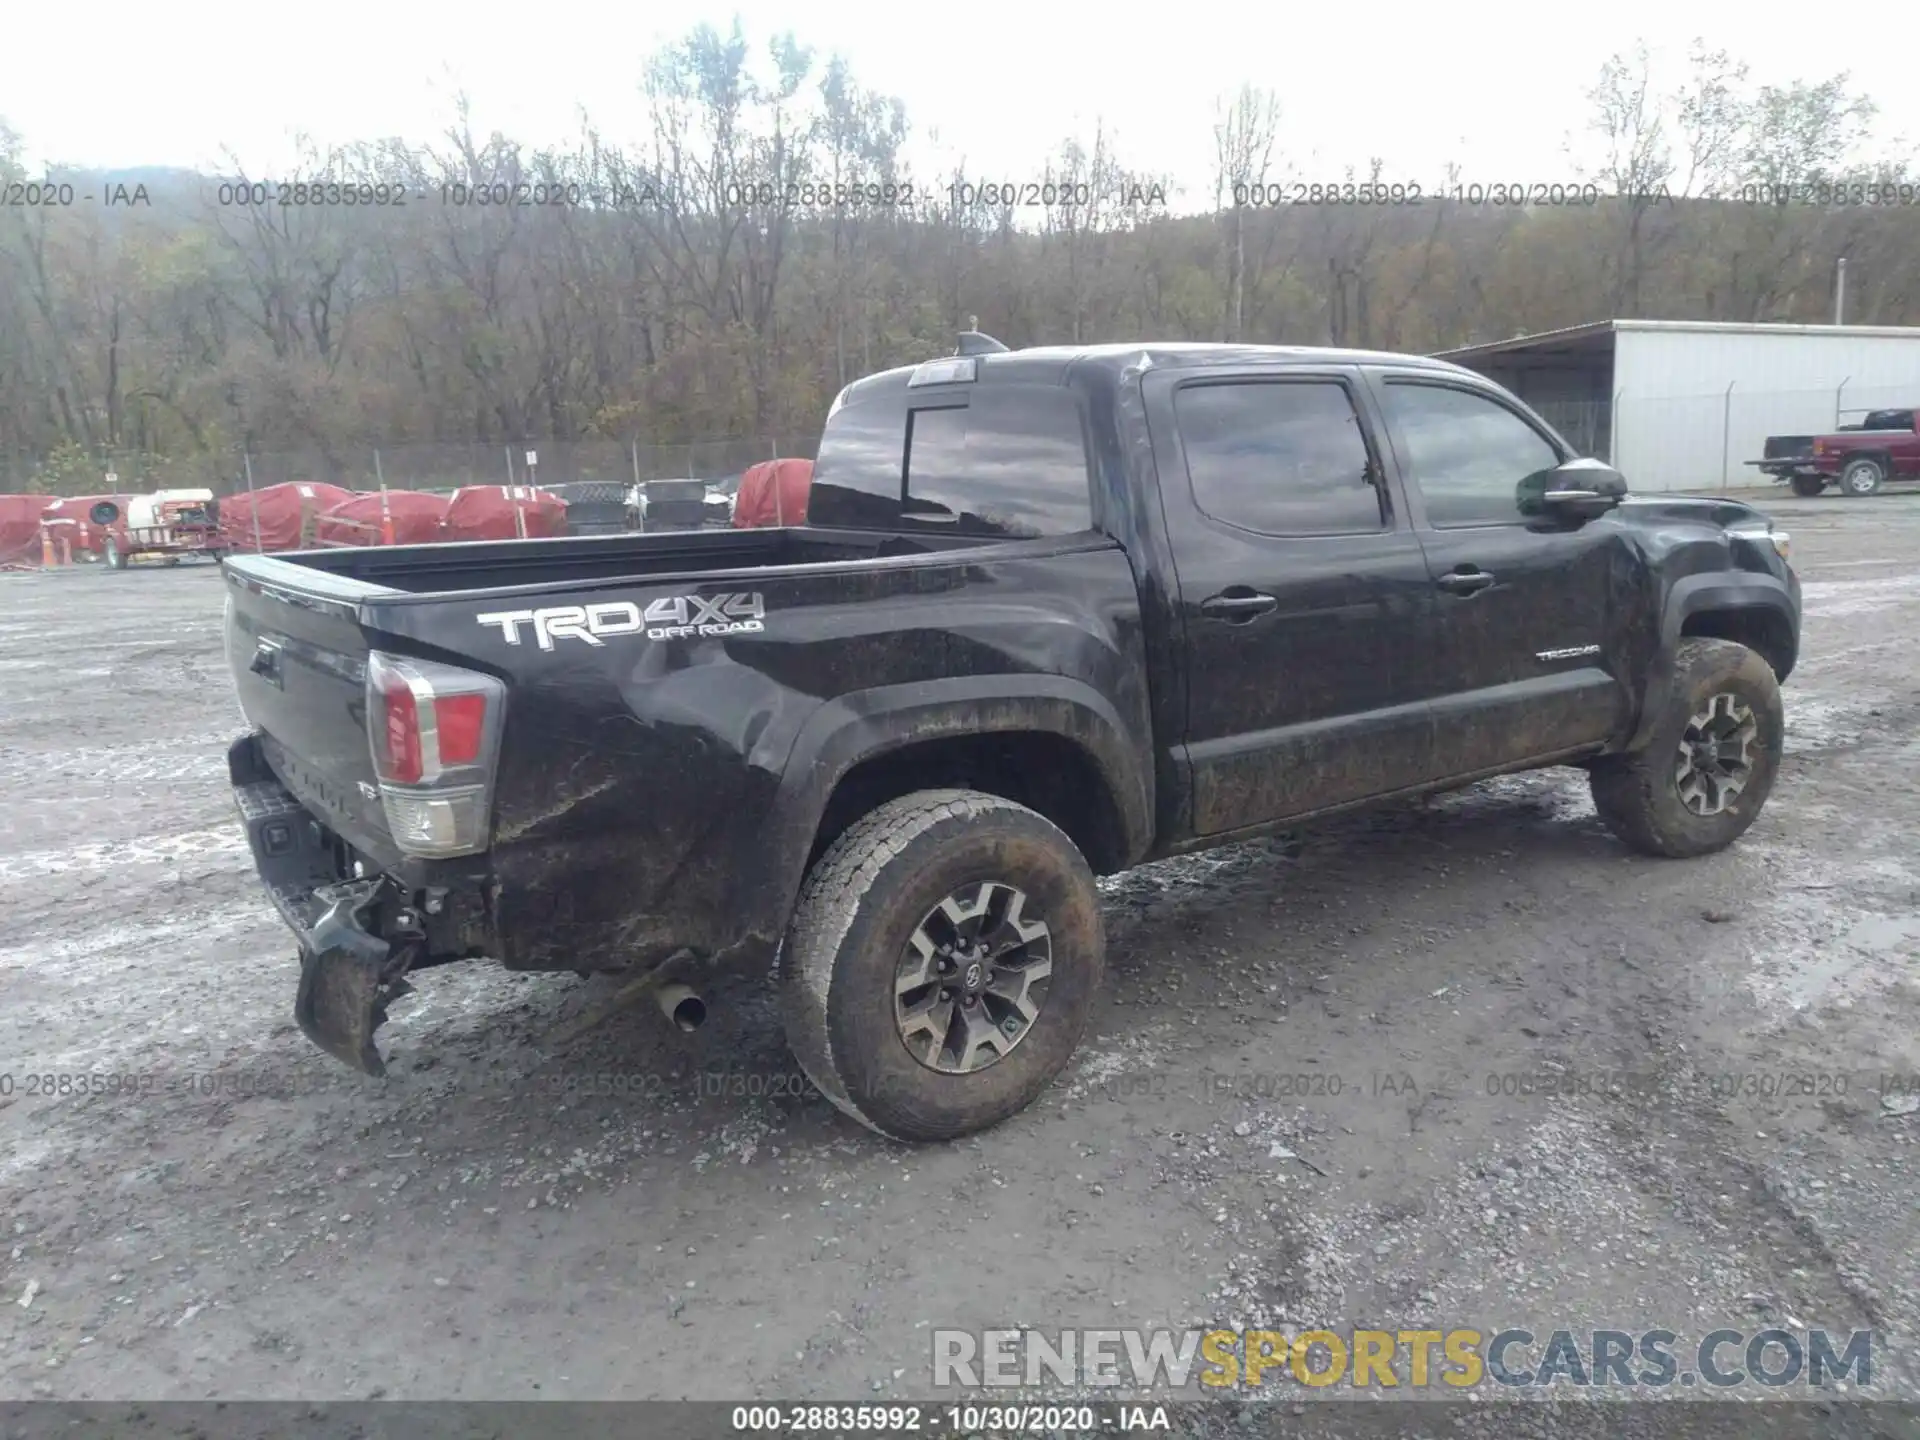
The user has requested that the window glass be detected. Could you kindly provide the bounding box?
[1382,383,1563,527]
[904,390,1094,538]
[808,386,1095,538]
[808,394,908,529]
[1173,381,1383,535]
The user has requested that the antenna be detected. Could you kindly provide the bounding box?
[955,325,1010,356]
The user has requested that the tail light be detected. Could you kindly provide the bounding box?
[367,650,506,857]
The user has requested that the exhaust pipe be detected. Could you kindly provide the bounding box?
[655,982,707,1033]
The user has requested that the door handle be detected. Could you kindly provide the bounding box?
[1436,568,1495,596]
[1200,589,1279,621]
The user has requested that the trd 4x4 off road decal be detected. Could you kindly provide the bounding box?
[476,594,766,649]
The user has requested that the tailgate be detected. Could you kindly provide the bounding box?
[224,559,397,862]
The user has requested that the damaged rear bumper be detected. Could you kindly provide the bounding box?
[229,737,431,1077]
[293,878,416,1076]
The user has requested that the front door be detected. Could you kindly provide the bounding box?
[1144,367,1442,837]
[1367,372,1632,778]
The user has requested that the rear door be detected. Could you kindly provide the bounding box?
[1367,371,1630,777]
[224,561,396,861]
[1144,366,1441,836]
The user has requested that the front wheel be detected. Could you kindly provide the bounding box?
[1789,474,1826,498]
[1589,638,1784,859]
[1839,456,1886,497]
[780,789,1104,1142]
[103,535,126,570]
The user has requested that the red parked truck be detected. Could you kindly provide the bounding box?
[1749,407,1920,497]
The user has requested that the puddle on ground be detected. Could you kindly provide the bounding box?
[1846,912,1920,955]
[1784,696,1874,753]
[1749,892,1920,1014]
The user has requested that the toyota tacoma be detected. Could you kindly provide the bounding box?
[221,334,1801,1142]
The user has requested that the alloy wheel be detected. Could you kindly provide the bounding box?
[894,881,1053,1074]
[1673,691,1758,817]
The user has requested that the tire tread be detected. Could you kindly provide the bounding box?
[1590,637,1782,859]
[780,789,1053,1136]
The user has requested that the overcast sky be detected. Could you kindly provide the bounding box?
[7,0,1911,199]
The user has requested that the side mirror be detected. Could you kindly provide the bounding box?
[1519,458,1627,521]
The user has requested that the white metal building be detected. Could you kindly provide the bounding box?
[1435,320,1920,493]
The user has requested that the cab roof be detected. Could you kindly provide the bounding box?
[835,341,1474,406]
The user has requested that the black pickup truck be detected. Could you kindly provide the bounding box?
[222,335,1801,1142]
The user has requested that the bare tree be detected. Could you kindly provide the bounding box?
[1583,42,1676,313]
[1211,85,1280,342]
[0,33,1916,481]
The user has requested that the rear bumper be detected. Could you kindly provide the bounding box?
[294,878,411,1076]
[229,735,436,1076]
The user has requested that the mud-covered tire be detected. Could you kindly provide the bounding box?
[103,535,126,569]
[779,789,1104,1143]
[1839,457,1885,497]
[1789,474,1826,498]
[1590,638,1784,859]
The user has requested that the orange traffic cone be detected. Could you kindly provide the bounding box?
[379,486,396,545]
[40,526,57,567]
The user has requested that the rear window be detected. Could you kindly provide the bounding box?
[809,386,1095,538]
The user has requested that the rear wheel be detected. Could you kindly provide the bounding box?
[103,535,126,570]
[1839,456,1886,497]
[780,789,1104,1142]
[1789,474,1826,498]
[1589,638,1783,858]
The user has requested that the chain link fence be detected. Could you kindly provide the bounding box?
[0,448,235,498]
[7,387,1915,505]
[0,438,823,501]
[1501,386,1916,493]
[1530,400,1613,463]
[1613,384,1916,493]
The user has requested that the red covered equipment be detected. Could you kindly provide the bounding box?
[732,458,813,528]
[0,494,57,566]
[438,485,566,542]
[38,493,139,556]
[314,491,450,546]
[221,482,356,551]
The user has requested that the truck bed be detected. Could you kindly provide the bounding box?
[221,519,1129,889]
[267,525,979,597]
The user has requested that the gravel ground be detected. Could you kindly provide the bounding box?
[0,495,1916,1428]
